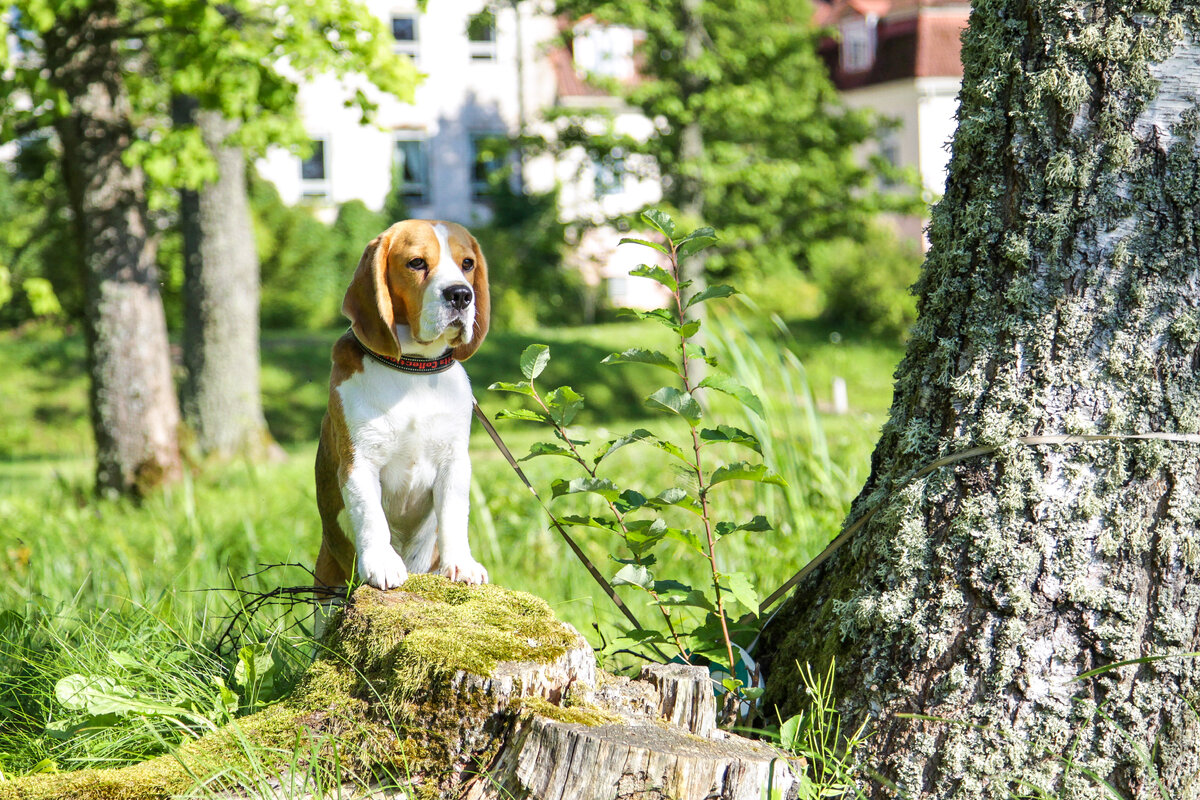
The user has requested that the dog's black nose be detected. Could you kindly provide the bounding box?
[443,284,473,311]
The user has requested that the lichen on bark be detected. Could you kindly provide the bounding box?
[761,3,1200,797]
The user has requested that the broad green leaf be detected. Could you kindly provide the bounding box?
[697,375,764,418]
[684,284,737,309]
[647,488,703,515]
[235,644,274,691]
[684,343,719,367]
[488,380,534,396]
[780,714,802,751]
[594,428,652,465]
[709,462,788,488]
[666,528,706,555]
[551,477,620,502]
[677,226,718,257]
[612,563,653,590]
[624,519,669,555]
[545,385,584,426]
[617,307,679,329]
[518,442,574,462]
[724,572,760,614]
[520,344,550,380]
[494,408,547,423]
[641,209,676,238]
[618,237,670,255]
[714,516,773,537]
[657,589,716,613]
[677,319,701,339]
[601,347,680,374]
[700,425,762,454]
[646,386,702,426]
[559,514,619,532]
[55,675,203,723]
[617,489,647,511]
[650,437,692,464]
[630,264,678,292]
[652,579,692,594]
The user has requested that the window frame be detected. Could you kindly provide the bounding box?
[392,134,431,207]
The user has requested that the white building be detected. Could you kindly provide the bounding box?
[254,1,666,309]
[813,0,970,243]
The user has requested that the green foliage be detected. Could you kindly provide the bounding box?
[809,224,922,341]
[551,0,923,275]
[473,176,582,331]
[774,660,870,799]
[250,176,391,329]
[490,210,786,698]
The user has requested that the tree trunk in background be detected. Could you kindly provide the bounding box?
[760,3,1200,797]
[175,99,276,461]
[48,3,182,496]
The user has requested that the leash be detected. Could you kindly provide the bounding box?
[471,400,655,637]
[752,431,1200,619]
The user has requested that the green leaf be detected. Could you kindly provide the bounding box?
[678,319,702,338]
[625,519,669,555]
[629,264,678,292]
[593,429,653,465]
[697,375,764,418]
[646,386,702,426]
[616,489,648,511]
[494,408,548,423]
[714,516,773,538]
[780,714,802,751]
[700,425,762,454]
[617,307,679,329]
[685,343,719,367]
[488,380,534,397]
[520,344,550,380]
[518,442,574,462]
[618,237,670,255]
[647,488,703,514]
[709,462,788,488]
[545,385,585,426]
[657,589,716,613]
[235,644,274,692]
[665,528,706,555]
[601,347,680,374]
[641,209,676,238]
[551,477,620,502]
[559,514,619,532]
[612,563,653,590]
[677,226,718,257]
[649,437,692,464]
[724,572,761,614]
[54,675,204,723]
[685,284,737,309]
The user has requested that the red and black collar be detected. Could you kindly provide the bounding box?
[350,331,456,374]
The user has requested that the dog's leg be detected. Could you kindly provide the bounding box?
[343,465,409,590]
[432,448,488,584]
[313,540,348,641]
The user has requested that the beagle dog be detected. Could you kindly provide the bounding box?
[314,220,490,622]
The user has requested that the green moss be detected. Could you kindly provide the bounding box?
[0,579,583,799]
[518,696,617,727]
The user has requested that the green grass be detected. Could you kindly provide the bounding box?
[0,315,905,784]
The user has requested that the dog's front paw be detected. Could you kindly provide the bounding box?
[358,546,409,590]
[440,556,489,585]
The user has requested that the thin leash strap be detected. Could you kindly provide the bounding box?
[472,400,652,635]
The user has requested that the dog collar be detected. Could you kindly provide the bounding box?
[351,331,456,374]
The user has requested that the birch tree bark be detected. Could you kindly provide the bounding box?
[760,3,1200,797]
[176,100,276,461]
[48,2,182,496]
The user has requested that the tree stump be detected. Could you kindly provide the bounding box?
[0,577,797,800]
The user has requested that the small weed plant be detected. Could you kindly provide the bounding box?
[776,660,869,799]
[490,210,786,696]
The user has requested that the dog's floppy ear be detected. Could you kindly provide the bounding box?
[453,232,490,361]
[343,231,404,359]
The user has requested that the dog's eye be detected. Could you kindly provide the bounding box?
[407,258,427,271]
[462,258,474,272]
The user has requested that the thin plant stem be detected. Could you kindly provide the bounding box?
[668,240,737,682]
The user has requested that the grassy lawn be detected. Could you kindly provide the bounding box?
[0,313,904,777]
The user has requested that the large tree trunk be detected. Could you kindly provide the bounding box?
[175,99,276,461]
[48,3,182,496]
[761,3,1200,797]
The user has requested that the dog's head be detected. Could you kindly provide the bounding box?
[342,220,490,361]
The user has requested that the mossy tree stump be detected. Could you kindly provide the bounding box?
[0,577,796,800]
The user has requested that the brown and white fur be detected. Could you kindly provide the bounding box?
[314,220,490,630]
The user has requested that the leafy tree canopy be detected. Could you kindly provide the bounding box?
[552,0,923,275]
[0,0,421,192]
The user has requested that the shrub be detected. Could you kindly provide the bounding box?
[809,224,922,341]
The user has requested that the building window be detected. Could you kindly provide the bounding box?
[593,149,625,198]
[471,134,505,197]
[300,139,326,181]
[467,11,496,61]
[392,135,430,206]
[392,15,418,59]
[572,23,636,81]
[840,16,877,73]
